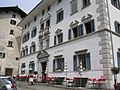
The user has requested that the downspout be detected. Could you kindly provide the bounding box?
[106,0,116,84]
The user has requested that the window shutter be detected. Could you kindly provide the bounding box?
[114,21,119,33]
[90,19,95,32]
[53,59,55,72]
[85,53,91,70]
[61,33,63,43]
[54,36,56,45]
[3,53,5,58]
[61,58,64,71]
[117,52,120,68]
[77,24,83,36]
[73,55,77,71]
[61,10,64,21]
[68,29,71,40]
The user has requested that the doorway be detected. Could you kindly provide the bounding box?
[41,62,47,82]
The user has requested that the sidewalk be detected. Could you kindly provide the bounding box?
[36,82,104,90]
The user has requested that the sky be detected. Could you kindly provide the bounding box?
[0,0,41,13]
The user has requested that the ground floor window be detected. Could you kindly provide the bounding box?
[73,53,91,71]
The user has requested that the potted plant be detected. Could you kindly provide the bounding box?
[111,67,120,90]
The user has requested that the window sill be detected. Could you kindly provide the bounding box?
[82,3,91,9]
[70,10,78,16]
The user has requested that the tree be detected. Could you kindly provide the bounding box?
[111,67,120,85]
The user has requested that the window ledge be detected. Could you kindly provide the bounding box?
[70,10,78,16]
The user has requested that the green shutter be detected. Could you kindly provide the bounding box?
[54,36,56,45]
[77,24,83,36]
[85,53,91,70]
[61,58,64,71]
[90,19,95,32]
[68,29,71,40]
[53,59,55,72]
[73,55,77,71]
[117,52,120,68]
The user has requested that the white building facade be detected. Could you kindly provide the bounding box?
[19,0,120,89]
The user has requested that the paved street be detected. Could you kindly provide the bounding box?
[16,81,83,90]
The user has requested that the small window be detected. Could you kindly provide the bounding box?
[54,33,63,45]
[10,20,16,25]
[40,23,44,31]
[58,0,62,4]
[7,41,13,47]
[70,0,78,15]
[28,22,30,27]
[47,6,51,12]
[42,10,45,16]
[115,21,120,34]
[34,16,37,22]
[31,27,37,38]
[25,25,27,29]
[0,52,5,59]
[46,19,50,28]
[56,9,64,23]
[10,30,14,35]
[83,0,90,8]
[16,57,19,60]
[12,14,16,18]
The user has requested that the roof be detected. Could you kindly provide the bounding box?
[0,6,27,18]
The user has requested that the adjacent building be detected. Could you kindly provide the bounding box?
[18,0,120,89]
[0,6,26,76]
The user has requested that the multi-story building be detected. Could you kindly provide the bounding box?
[0,6,26,76]
[18,0,120,89]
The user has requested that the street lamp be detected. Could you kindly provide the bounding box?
[64,62,68,87]
[77,61,83,87]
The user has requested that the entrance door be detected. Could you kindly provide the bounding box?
[5,68,13,76]
[41,62,47,82]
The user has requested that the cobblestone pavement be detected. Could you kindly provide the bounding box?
[16,81,84,90]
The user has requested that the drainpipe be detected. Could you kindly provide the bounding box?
[106,0,115,85]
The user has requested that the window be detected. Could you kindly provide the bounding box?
[34,16,37,22]
[68,24,83,40]
[117,52,120,68]
[10,20,16,25]
[28,22,30,27]
[31,27,37,38]
[54,33,63,45]
[115,21,120,34]
[0,52,5,59]
[22,32,30,43]
[25,25,27,29]
[58,0,62,4]
[111,0,120,9]
[12,14,16,18]
[10,30,14,35]
[46,38,49,48]
[29,61,35,74]
[25,48,28,55]
[53,57,64,72]
[56,9,64,23]
[70,0,78,15]
[21,63,26,68]
[30,43,36,54]
[84,19,95,34]
[16,57,19,60]
[40,23,44,31]
[83,0,90,8]
[7,41,13,47]
[46,19,50,28]
[40,41,43,50]
[42,10,45,16]
[73,53,91,71]
[47,6,51,12]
